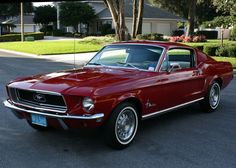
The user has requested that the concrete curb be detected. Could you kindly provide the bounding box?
[0,49,38,57]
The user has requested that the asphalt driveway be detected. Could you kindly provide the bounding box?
[0,51,235,168]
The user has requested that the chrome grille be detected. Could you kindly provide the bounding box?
[8,87,67,113]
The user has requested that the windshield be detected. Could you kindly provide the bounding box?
[87,44,164,71]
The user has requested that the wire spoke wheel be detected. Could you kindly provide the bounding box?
[209,83,220,109]
[115,107,137,143]
[104,103,139,149]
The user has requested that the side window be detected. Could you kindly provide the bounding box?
[166,48,195,70]
[160,56,169,71]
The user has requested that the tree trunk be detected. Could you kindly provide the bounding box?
[104,0,126,41]
[118,0,125,41]
[135,0,144,35]
[132,0,138,38]
[186,0,197,36]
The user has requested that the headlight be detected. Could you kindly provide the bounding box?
[82,97,94,111]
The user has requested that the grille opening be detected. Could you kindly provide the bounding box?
[8,87,67,113]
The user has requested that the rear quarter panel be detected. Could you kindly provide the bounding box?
[197,50,233,90]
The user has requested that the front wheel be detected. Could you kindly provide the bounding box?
[104,102,139,149]
[200,81,221,113]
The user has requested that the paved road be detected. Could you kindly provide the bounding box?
[0,51,236,168]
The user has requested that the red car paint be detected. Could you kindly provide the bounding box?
[4,41,234,129]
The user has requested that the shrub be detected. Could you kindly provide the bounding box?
[196,30,218,39]
[80,36,116,45]
[216,46,236,57]
[172,30,184,36]
[136,33,164,41]
[183,36,192,42]
[203,45,220,56]
[229,36,236,41]
[231,25,236,36]
[192,35,206,42]
[101,24,115,35]
[64,32,74,37]
[52,29,65,36]
[169,35,206,43]
[105,34,116,38]
[189,44,204,51]
[0,32,44,42]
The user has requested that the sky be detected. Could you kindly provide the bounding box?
[33,2,54,7]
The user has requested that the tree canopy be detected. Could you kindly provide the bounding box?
[149,0,221,35]
[33,5,57,26]
[0,2,33,19]
[59,1,96,32]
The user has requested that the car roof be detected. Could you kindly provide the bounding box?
[112,40,190,48]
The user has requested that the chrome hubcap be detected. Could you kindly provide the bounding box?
[115,107,137,144]
[209,83,220,108]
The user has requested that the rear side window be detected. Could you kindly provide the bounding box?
[167,48,195,69]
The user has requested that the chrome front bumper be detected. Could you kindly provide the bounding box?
[3,100,104,120]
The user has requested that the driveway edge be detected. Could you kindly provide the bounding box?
[0,49,38,57]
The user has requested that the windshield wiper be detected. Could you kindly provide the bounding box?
[116,62,140,70]
[87,62,103,66]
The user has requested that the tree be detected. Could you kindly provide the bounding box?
[33,5,57,33]
[213,0,236,25]
[104,0,126,41]
[0,2,33,19]
[59,1,96,33]
[213,0,236,17]
[150,0,218,36]
[132,0,144,38]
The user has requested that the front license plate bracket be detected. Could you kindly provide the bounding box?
[31,114,47,127]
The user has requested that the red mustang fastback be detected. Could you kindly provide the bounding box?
[3,41,233,149]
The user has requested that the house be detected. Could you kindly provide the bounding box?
[0,15,40,34]
[86,0,186,36]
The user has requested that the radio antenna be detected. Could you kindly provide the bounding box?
[73,32,76,70]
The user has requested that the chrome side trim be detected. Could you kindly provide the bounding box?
[3,100,104,120]
[142,98,204,119]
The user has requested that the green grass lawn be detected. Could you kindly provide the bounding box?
[0,40,103,55]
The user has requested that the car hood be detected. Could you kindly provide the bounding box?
[9,66,147,96]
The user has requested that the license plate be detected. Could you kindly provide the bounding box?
[31,114,47,127]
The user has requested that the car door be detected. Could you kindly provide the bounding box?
[153,47,206,110]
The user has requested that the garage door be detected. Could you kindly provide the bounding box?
[125,21,151,34]
[156,23,171,36]
[142,23,151,34]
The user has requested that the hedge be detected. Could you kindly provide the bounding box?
[188,43,236,57]
[216,46,236,57]
[196,30,218,39]
[203,44,220,56]
[189,44,204,51]
[0,32,44,42]
[172,30,184,36]
[136,33,164,41]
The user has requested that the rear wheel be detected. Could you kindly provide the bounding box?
[104,102,139,149]
[200,81,221,113]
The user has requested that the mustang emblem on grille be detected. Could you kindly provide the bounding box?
[33,93,46,103]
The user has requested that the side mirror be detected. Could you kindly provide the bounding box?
[168,63,181,72]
